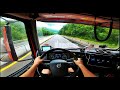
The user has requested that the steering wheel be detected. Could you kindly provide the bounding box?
[36,48,81,77]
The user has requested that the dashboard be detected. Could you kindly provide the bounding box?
[39,46,120,76]
[87,53,114,68]
[86,50,120,70]
[40,46,120,69]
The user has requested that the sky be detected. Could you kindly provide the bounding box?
[36,21,67,31]
[1,17,67,31]
[1,17,16,21]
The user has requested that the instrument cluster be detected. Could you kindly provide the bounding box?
[47,52,70,60]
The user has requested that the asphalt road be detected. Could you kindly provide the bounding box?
[0,35,80,77]
[41,35,80,48]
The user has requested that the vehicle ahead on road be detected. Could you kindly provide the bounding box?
[0,13,119,77]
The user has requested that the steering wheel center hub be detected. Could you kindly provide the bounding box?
[50,60,68,77]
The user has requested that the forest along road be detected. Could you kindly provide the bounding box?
[0,35,80,77]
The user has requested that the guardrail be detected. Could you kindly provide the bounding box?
[13,39,27,44]
[63,36,99,48]
[1,36,53,62]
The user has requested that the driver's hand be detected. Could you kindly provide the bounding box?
[74,58,83,66]
[33,56,43,66]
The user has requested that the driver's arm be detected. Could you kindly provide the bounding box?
[20,56,43,77]
[74,58,96,77]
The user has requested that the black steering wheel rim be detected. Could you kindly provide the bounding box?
[36,48,80,77]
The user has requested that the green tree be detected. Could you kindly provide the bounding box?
[0,21,6,38]
[10,22,27,41]
[59,23,119,48]
[37,27,54,36]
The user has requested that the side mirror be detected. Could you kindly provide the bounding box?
[2,25,18,61]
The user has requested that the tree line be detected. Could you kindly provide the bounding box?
[59,23,119,47]
[0,21,27,41]
[0,21,55,41]
[0,20,119,48]
[37,27,55,36]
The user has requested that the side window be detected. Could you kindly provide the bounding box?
[0,17,31,62]
[0,16,33,77]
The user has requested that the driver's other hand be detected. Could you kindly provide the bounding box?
[74,58,83,66]
[33,56,43,66]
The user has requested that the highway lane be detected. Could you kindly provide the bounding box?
[0,52,33,77]
[41,35,80,49]
[0,35,80,77]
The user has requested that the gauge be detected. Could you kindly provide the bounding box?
[62,53,67,60]
[48,53,55,60]
[55,54,62,59]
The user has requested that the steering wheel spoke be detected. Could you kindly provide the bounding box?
[40,63,50,69]
[67,58,74,62]
[43,60,50,63]
[44,63,50,68]
[68,62,74,67]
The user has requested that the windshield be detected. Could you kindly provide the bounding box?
[0,16,119,77]
[36,21,119,49]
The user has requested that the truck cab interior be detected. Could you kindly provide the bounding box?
[0,2,120,77]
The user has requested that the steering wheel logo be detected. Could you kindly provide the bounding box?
[56,63,61,68]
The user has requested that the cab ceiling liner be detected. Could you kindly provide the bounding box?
[5,13,120,29]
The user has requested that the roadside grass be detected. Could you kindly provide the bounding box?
[65,35,119,49]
